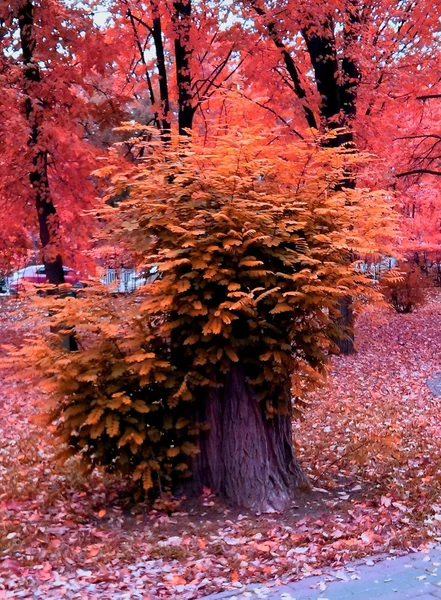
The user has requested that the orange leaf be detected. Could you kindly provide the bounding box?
[256,543,271,552]
[170,575,187,586]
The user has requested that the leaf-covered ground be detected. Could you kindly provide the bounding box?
[1,296,441,598]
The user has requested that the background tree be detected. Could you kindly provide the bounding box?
[236,0,441,348]
[0,1,110,278]
[2,0,438,283]
[102,0,240,139]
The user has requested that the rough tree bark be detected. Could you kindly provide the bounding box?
[17,0,65,285]
[191,367,309,512]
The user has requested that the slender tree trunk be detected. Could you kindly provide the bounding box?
[173,0,195,135]
[150,1,171,141]
[18,0,65,285]
[334,296,355,355]
[191,366,309,512]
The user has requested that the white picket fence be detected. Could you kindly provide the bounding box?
[359,257,397,282]
[100,266,158,293]
[100,268,137,293]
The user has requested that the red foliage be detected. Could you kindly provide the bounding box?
[382,265,427,313]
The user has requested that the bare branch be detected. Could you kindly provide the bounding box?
[396,168,441,178]
[234,91,304,139]
[417,94,441,101]
[245,0,317,129]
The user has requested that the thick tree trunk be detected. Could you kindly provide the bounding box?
[191,366,309,512]
[18,0,65,285]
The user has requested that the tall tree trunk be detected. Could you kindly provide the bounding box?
[18,0,65,285]
[191,366,309,512]
[150,1,171,141]
[173,0,195,135]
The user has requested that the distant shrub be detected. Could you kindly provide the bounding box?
[382,265,426,313]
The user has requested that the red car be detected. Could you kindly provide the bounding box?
[8,264,82,295]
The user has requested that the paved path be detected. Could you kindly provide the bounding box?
[204,550,441,600]
[427,374,441,397]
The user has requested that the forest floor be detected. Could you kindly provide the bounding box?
[1,296,441,599]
